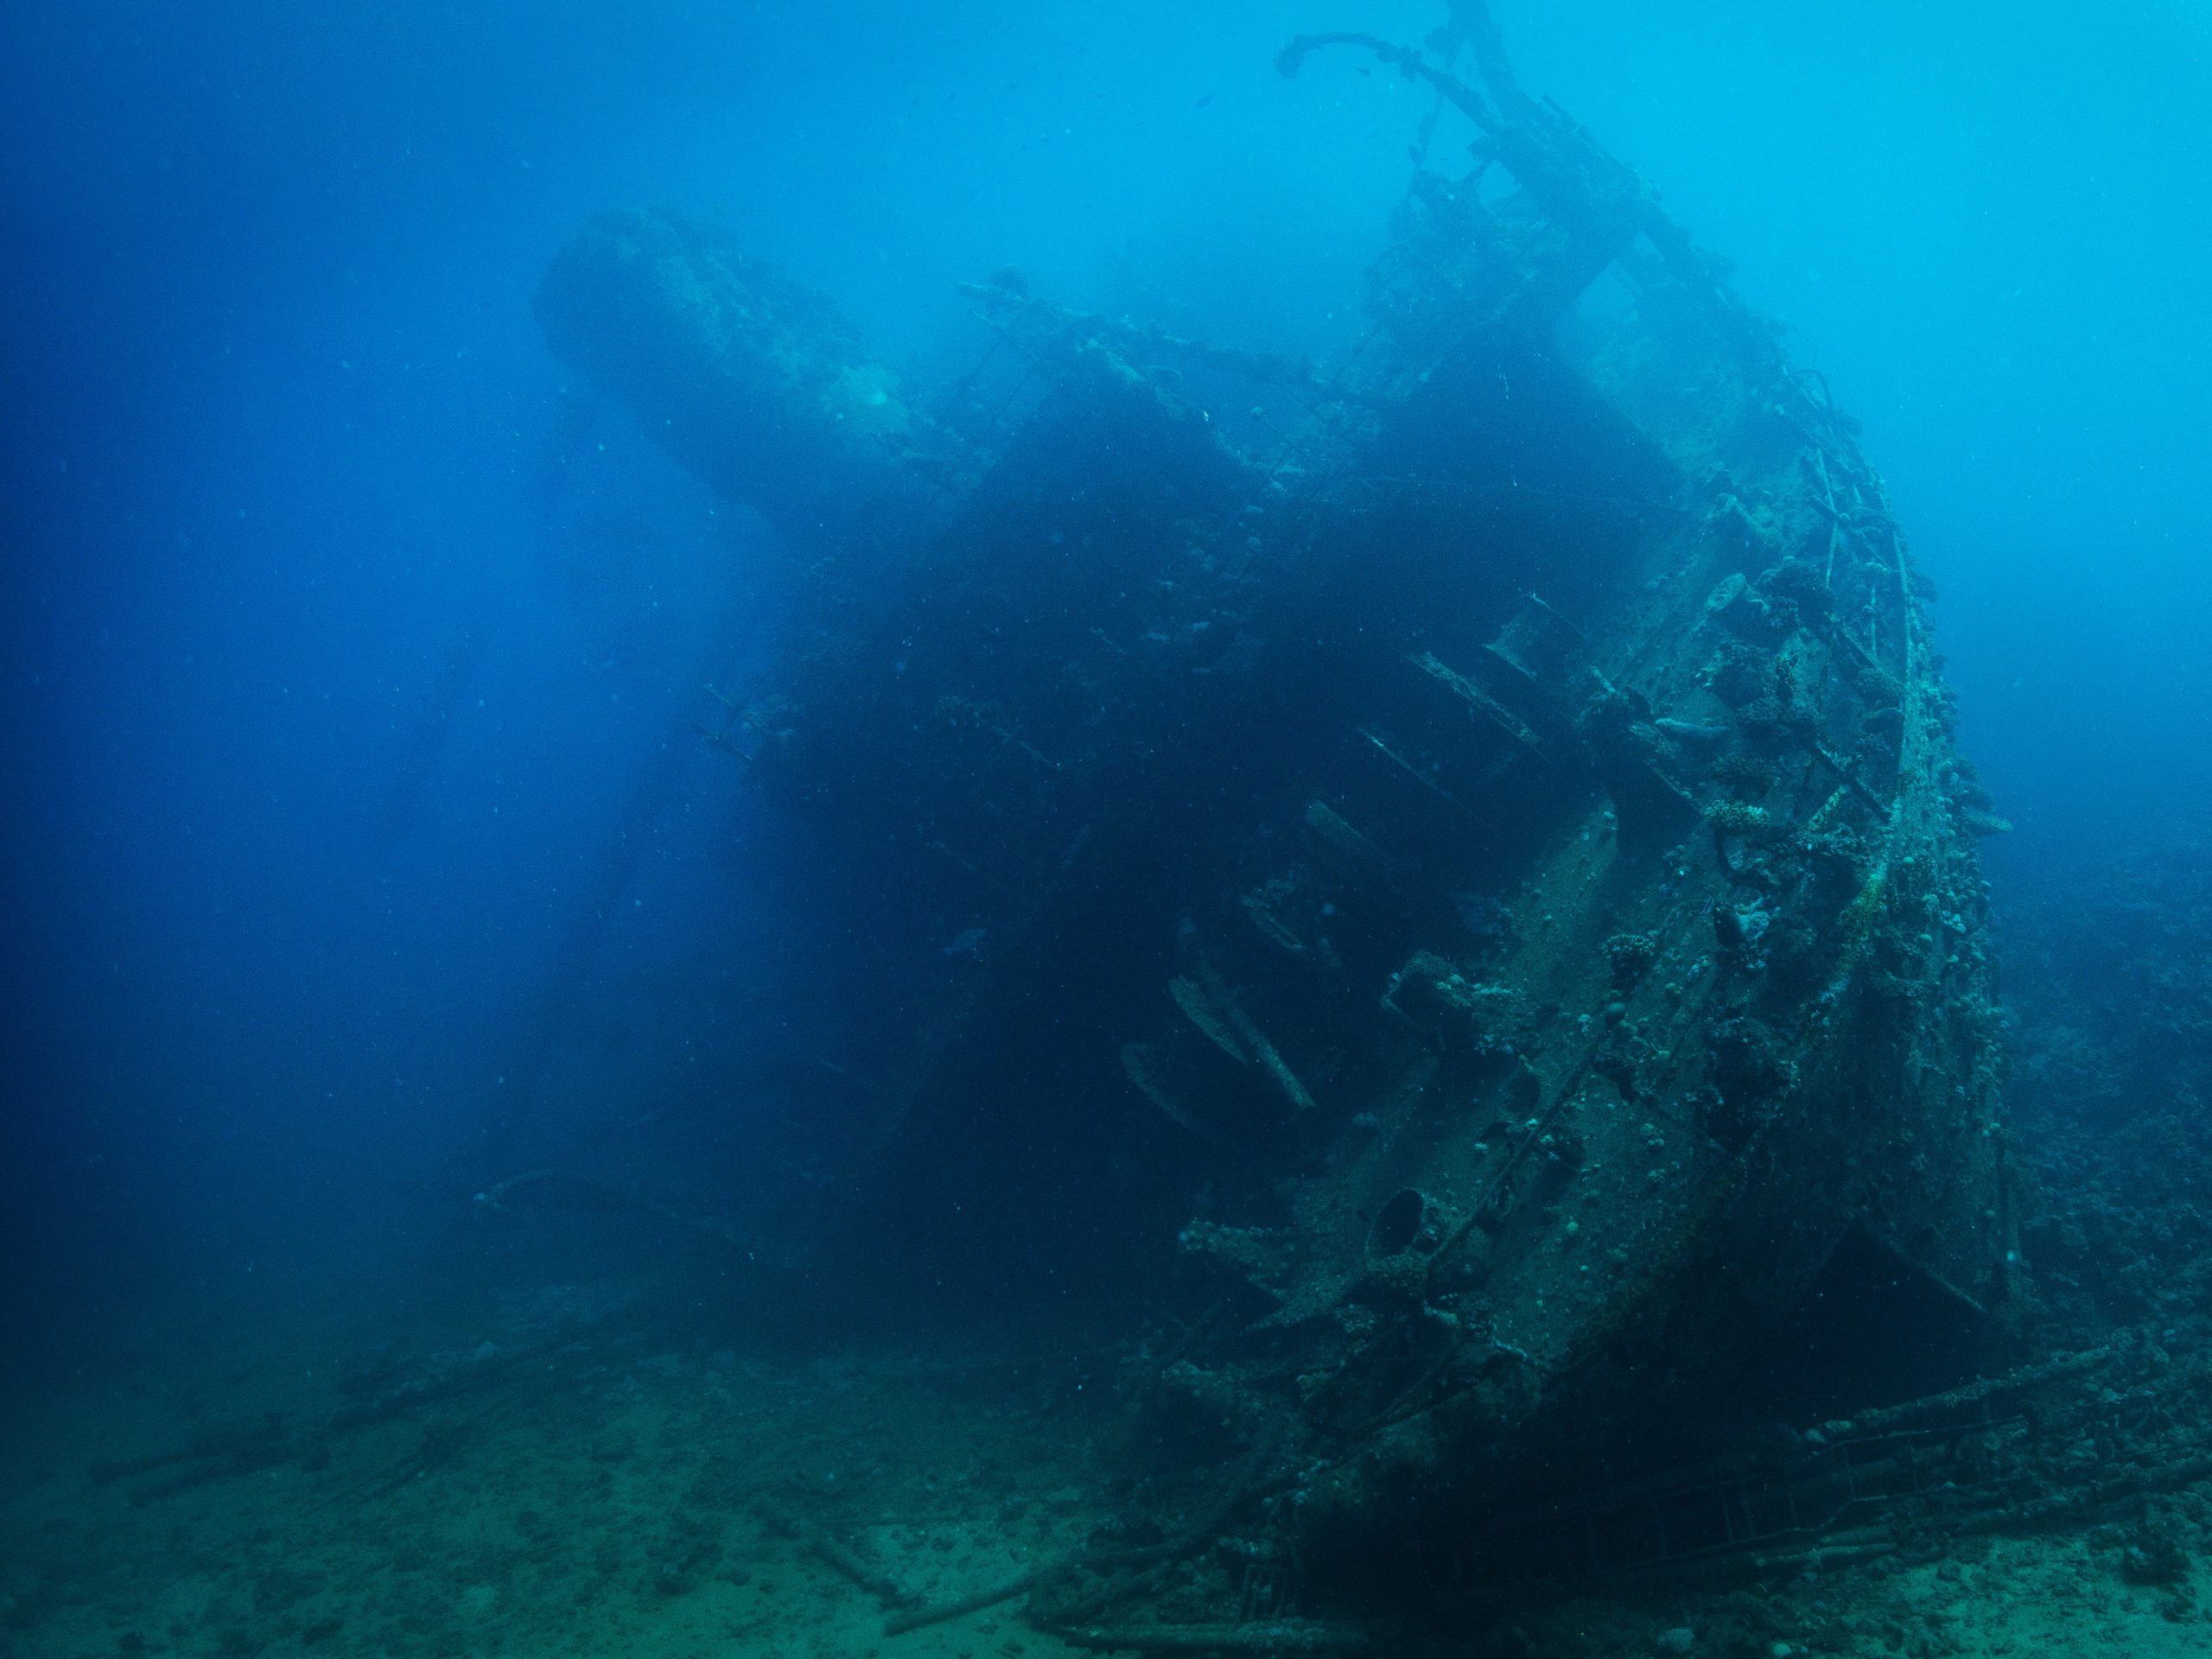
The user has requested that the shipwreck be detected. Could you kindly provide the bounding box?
[526,9,2017,1634]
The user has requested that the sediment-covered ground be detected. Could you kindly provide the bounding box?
[4,1274,2210,1659]
[0,1281,1110,1659]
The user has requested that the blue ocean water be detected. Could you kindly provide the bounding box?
[3,3,2210,1651]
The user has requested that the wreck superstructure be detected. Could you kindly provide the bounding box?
[534,12,2013,1617]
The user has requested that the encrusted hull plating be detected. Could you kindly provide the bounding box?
[536,16,2013,1601]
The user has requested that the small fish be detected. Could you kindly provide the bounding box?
[943,926,988,958]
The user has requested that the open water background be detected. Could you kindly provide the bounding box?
[3,1,2208,1364]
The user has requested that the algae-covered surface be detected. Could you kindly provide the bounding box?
[5,1273,2209,1659]
[0,1282,1108,1659]
[1496,1537,2212,1658]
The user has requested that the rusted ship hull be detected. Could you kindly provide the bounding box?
[534,13,2012,1605]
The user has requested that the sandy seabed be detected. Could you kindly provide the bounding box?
[3,1275,2206,1659]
